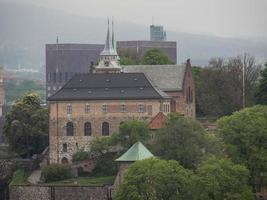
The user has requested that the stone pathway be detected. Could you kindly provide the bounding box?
[27,169,41,184]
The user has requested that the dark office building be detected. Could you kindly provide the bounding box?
[117,40,177,64]
[46,44,104,97]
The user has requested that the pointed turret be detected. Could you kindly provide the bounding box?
[116,141,154,162]
[112,17,116,51]
[103,19,112,53]
[95,17,121,73]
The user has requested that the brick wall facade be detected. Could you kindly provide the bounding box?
[165,64,195,119]
[49,99,170,164]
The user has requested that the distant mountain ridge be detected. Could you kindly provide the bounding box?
[0,2,266,69]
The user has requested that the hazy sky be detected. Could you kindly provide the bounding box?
[3,0,267,38]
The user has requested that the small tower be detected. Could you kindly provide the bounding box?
[113,141,154,190]
[95,18,121,73]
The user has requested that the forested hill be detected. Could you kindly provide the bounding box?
[0,1,267,69]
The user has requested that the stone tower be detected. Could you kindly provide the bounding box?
[94,18,121,73]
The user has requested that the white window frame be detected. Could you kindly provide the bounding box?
[85,104,90,113]
[67,104,72,114]
[102,104,108,113]
[138,104,145,113]
[120,104,126,113]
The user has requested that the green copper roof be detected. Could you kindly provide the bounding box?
[116,141,154,162]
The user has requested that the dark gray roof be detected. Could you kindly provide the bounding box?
[123,65,187,91]
[48,73,170,101]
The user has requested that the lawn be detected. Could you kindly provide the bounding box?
[45,176,116,186]
[10,169,31,186]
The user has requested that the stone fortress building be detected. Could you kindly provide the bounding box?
[48,19,195,164]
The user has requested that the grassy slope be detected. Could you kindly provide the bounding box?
[10,169,31,186]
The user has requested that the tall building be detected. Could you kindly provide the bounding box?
[150,25,166,41]
[48,20,194,164]
[117,40,177,63]
[46,43,104,97]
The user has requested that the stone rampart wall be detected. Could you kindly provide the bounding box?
[9,185,112,200]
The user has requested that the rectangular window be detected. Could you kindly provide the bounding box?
[59,72,62,82]
[53,72,57,83]
[102,104,108,113]
[120,104,126,113]
[63,143,67,152]
[138,104,145,113]
[47,72,51,82]
[85,104,90,113]
[67,104,72,114]
[65,72,69,81]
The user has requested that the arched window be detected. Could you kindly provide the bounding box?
[66,122,74,136]
[84,122,92,136]
[102,122,109,136]
[61,157,69,164]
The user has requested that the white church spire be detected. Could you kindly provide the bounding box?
[95,17,121,73]
[112,17,116,50]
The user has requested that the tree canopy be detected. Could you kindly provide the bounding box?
[4,92,48,158]
[141,48,174,65]
[4,80,45,104]
[196,157,254,200]
[153,113,223,169]
[87,120,150,176]
[255,63,267,105]
[114,158,195,200]
[217,105,267,186]
[195,54,261,117]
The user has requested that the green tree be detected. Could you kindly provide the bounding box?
[117,120,150,149]
[196,157,254,200]
[217,105,267,187]
[192,66,205,117]
[197,54,260,117]
[120,56,135,65]
[141,48,174,65]
[115,158,195,200]
[255,63,267,105]
[89,120,150,154]
[5,80,46,103]
[153,114,223,169]
[4,93,48,158]
[88,120,150,175]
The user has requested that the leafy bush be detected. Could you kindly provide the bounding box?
[72,150,90,162]
[41,164,71,183]
[92,152,118,176]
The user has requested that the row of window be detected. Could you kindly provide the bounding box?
[162,103,170,113]
[66,104,145,114]
[66,121,109,136]
[47,72,74,83]
[47,86,62,91]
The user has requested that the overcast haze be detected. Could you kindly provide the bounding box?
[2,0,267,39]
